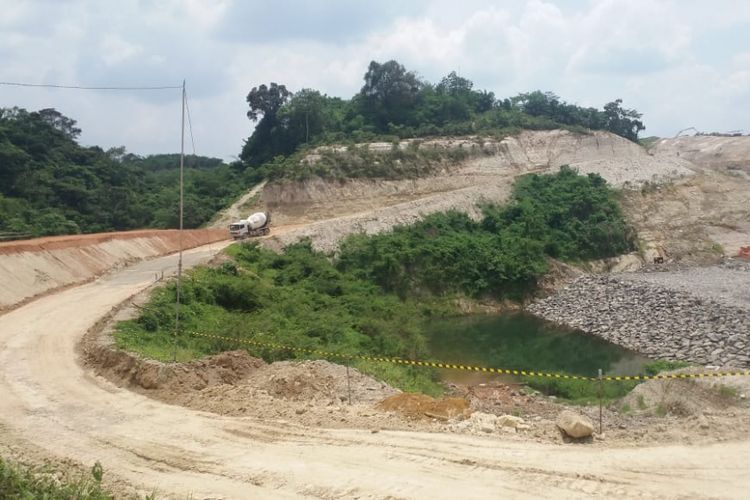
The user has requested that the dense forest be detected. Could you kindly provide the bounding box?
[240,59,646,171]
[0,107,245,237]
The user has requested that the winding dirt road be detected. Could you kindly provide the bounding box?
[1,243,750,498]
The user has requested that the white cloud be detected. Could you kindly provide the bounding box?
[100,35,142,66]
[0,0,748,157]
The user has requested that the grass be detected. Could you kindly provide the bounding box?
[115,242,447,396]
[718,384,739,400]
[524,377,638,405]
[637,394,647,410]
[0,457,127,499]
[522,360,696,405]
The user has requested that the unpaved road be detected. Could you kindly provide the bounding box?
[1,243,750,498]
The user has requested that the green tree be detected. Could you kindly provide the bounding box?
[603,99,645,141]
[241,82,292,167]
[358,60,422,130]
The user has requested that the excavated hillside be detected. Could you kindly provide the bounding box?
[626,135,750,261]
[258,130,696,253]
[0,229,228,312]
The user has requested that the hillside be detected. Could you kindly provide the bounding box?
[0,107,245,237]
[258,130,696,254]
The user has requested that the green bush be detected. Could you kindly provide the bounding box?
[338,167,634,299]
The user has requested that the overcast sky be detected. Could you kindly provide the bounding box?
[1,0,749,160]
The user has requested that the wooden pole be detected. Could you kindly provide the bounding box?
[598,368,603,435]
[173,80,185,363]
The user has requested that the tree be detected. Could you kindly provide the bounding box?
[241,83,292,166]
[358,60,422,130]
[603,99,645,142]
[436,71,473,96]
[36,108,81,139]
[278,89,328,145]
[245,83,291,121]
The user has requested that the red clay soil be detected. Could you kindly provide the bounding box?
[0,229,228,255]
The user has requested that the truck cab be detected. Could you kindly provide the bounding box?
[229,221,249,239]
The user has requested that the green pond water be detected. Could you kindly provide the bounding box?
[425,313,651,384]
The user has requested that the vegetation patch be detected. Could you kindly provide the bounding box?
[240,60,646,177]
[0,108,246,236]
[0,457,120,499]
[261,141,474,181]
[117,168,636,397]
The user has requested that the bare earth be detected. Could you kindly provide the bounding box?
[2,130,750,498]
[1,243,750,499]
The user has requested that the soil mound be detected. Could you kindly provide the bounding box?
[90,348,266,393]
[245,360,398,404]
[378,393,471,421]
[0,228,228,311]
[622,368,747,417]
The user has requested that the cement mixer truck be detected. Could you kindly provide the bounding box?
[229,211,271,240]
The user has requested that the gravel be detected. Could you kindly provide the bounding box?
[528,263,750,368]
[616,260,750,310]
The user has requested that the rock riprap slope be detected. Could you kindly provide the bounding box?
[528,261,750,368]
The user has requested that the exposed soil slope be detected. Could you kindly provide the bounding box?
[209,180,267,229]
[262,130,695,252]
[652,135,750,172]
[0,229,228,312]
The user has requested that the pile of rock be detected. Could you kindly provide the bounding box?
[452,412,531,434]
[528,275,750,367]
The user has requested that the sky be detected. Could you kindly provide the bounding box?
[1,0,749,160]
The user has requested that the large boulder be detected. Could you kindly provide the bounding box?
[557,410,594,438]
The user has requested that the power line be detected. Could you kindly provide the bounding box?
[184,89,197,156]
[0,81,181,90]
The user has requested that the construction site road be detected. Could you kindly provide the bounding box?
[1,242,750,499]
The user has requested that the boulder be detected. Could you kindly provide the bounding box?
[556,410,594,438]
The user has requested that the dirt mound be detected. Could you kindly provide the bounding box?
[89,347,265,393]
[622,368,747,417]
[378,393,471,421]
[245,360,398,404]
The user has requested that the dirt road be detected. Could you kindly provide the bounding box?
[1,243,749,498]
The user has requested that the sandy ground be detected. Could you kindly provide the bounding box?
[2,243,750,499]
[2,131,750,498]
[209,180,267,229]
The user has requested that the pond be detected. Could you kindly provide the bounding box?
[425,313,651,384]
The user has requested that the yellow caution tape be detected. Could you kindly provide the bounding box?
[189,331,750,382]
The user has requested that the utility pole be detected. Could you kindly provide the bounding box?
[173,79,186,363]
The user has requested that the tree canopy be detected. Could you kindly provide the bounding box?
[0,107,245,237]
[240,60,648,172]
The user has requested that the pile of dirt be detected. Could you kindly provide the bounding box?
[377,393,471,421]
[89,347,265,392]
[621,368,749,418]
[245,360,398,404]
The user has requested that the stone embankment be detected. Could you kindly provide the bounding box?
[528,262,750,368]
